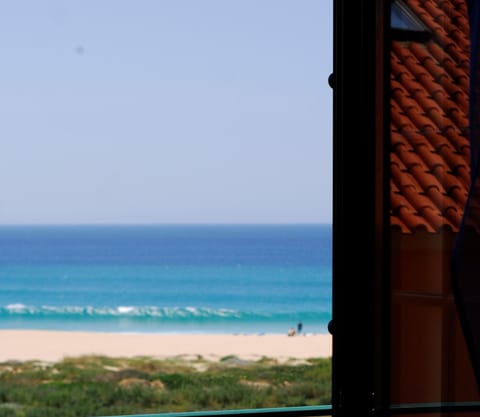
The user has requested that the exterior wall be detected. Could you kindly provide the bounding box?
[390,228,480,404]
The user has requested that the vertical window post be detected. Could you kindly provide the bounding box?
[331,0,390,415]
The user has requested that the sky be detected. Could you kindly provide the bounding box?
[0,0,333,225]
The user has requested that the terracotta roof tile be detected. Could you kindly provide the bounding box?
[431,163,466,196]
[450,185,468,206]
[391,113,419,136]
[444,205,463,225]
[409,107,443,132]
[416,141,445,167]
[395,142,424,167]
[455,164,470,186]
[444,124,470,147]
[421,205,455,229]
[410,164,445,194]
[423,129,454,150]
[421,0,443,20]
[390,0,471,233]
[426,40,470,70]
[393,203,438,233]
[411,42,468,88]
[391,216,411,233]
[437,144,469,176]
[446,105,469,127]
[452,90,469,113]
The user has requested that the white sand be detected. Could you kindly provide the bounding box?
[0,330,332,363]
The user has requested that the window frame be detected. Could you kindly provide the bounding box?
[333,0,480,415]
[331,0,391,415]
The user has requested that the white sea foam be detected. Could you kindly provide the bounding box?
[117,306,135,314]
[6,303,26,311]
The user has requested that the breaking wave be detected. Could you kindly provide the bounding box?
[2,304,329,322]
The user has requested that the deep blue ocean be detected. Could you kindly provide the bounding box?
[0,224,332,335]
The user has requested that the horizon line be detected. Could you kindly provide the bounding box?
[0,221,332,227]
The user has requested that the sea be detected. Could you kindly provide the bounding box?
[0,224,332,335]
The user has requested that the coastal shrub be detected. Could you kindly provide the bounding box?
[114,368,150,381]
[0,356,332,416]
[0,407,17,417]
[158,373,199,389]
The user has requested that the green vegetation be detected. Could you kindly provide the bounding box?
[0,355,331,417]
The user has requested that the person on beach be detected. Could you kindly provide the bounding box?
[297,321,303,334]
[288,327,296,336]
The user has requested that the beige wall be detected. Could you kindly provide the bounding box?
[390,228,480,404]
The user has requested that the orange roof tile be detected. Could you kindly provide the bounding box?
[390,0,471,233]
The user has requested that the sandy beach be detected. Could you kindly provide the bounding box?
[0,330,332,363]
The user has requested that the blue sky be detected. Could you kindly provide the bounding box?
[0,0,333,225]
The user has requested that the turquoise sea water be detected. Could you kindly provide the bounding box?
[0,224,332,335]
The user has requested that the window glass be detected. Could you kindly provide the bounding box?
[391,0,427,31]
[389,0,480,407]
[0,1,333,415]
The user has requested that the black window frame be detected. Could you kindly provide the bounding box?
[331,0,391,415]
